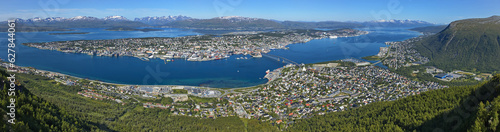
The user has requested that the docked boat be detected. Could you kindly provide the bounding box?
[187,57,199,61]
[139,57,149,61]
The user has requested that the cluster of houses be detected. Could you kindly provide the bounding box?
[381,37,492,82]
[382,36,430,69]
[225,64,447,125]
[77,90,122,103]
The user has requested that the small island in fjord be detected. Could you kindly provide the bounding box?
[48,32,90,35]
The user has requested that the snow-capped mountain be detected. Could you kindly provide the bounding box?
[369,19,432,24]
[362,19,434,27]
[214,16,260,22]
[12,16,126,23]
[5,16,146,30]
[210,16,276,24]
[104,16,129,21]
[135,15,191,21]
[216,16,255,20]
[13,17,66,23]
[134,15,192,25]
[3,15,436,31]
[44,17,66,22]
[67,16,100,21]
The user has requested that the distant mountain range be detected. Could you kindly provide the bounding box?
[414,15,500,72]
[103,16,130,21]
[280,21,364,29]
[161,16,284,29]
[134,15,192,25]
[361,19,434,27]
[1,15,436,32]
[1,16,146,32]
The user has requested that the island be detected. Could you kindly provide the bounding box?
[105,27,164,32]
[23,29,369,61]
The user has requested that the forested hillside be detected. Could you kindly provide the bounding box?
[414,16,500,73]
[0,70,277,131]
[0,70,93,131]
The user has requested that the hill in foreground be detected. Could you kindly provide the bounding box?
[290,74,500,131]
[0,70,277,131]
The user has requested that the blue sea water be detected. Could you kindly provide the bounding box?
[0,27,421,88]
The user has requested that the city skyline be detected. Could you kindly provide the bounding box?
[2,0,499,24]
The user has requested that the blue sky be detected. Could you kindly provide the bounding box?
[1,0,499,24]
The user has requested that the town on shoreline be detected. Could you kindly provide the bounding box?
[23,29,368,62]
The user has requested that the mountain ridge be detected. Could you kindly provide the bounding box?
[134,15,192,25]
[1,15,436,32]
[361,19,434,27]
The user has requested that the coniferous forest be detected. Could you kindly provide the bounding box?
[1,68,499,131]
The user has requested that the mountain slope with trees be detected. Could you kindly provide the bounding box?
[0,69,278,131]
[414,16,500,73]
[0,70,94,131]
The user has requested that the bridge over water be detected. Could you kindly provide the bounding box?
[371,60,383,65]
[261,53,299,65]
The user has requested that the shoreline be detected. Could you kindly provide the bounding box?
[7,63,275,90]
[11,29,371,89]
[7,53,366,90]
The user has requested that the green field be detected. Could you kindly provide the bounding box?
[172,89,188,94]
[362,55,382,61]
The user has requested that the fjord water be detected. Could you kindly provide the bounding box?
[0,27,421,88]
